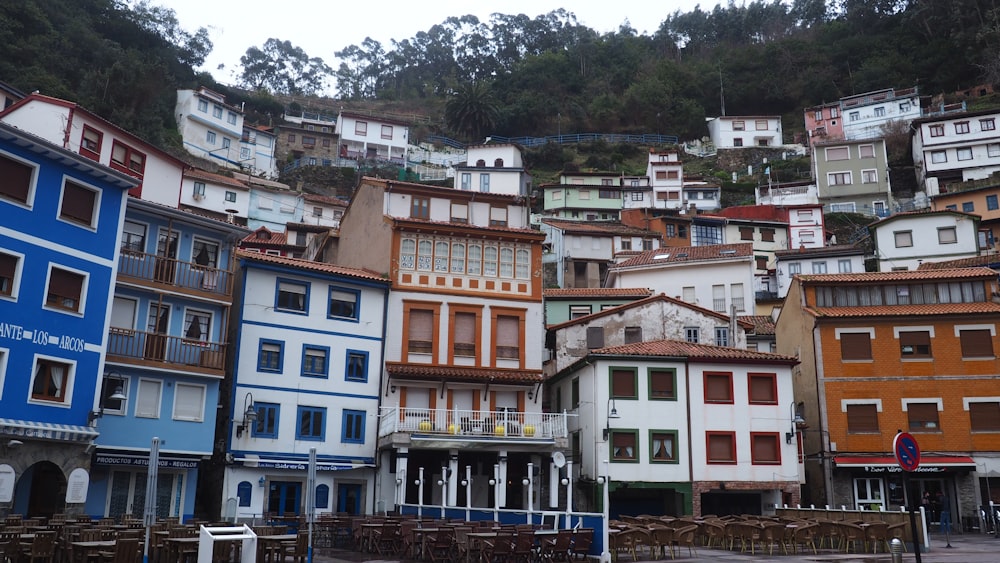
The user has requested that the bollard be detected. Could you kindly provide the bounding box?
[890,538,904,563]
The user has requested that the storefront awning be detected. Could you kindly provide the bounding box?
[235,456,374,471]
[0,418,99,443]
[833,455,976,470]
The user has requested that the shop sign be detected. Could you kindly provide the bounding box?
[0,464,14,503]
[863,465,948,473]
[65,468,89,503]
[94,453,200,469]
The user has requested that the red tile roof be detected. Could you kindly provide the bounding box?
[716,205,789,222]
[385,362,543,384]
[184,168,248,190]
[540,219,661,237]
[241,226,288,245]
[546,293,752,330]
[236,249,388,282]
[805,302,1000,318]
[303,192,348,205]
[797,268,996,283]
[543,288,654,298]
[739,315,776,335]
[591,339,798,364]
[612,243,753,269]
[917,255,1000,270]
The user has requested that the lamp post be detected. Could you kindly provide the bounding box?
[461,465,472,522]
[786,402,806,444]
[415,467,424,518]
[522,462,534,524]
[489,463,500,522]
[437,466,448,518]
[602,399,621,441]
[235,392,257,438]
[599,460,611,563]
[561,460,574,529]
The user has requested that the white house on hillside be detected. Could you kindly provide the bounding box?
[606,244,755,317]
[774,245,867,299]
[707,116,783,149]
[869,209,981,271]
[912,108,1000,195]
[335,111,409,166]
[453,144,532,197]
[181,168,250,225]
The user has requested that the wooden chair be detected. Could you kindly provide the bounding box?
[373,522,401,557]
[791,523,818,555]
[98,538,139,563]
[864,522,891,554]
[482,531,515,563]
[22,531,57,563]
[1,533,21,563]
[568,528,593,561]
[278,532,308,563]
[837,522,865,553]
[671,525,698,558]
[426,528,455,563]
[648,526,674,559]
[759,522,786,556]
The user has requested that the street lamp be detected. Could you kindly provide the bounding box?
[598,460,611,563]
[235,392,257,438]
[786,402,806,444]
[522,462,534,524]
[489,463,500,522]
[415,467,425,518]
[603,399,621,441]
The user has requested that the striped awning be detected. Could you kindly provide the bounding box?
[0,418,99,443]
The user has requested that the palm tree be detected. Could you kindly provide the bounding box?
[444,81,500,142]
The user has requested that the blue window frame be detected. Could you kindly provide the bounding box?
[258,339,284,373]
[296,406,326,441]
[301,345,330,378]
[253,402,279,438]
[315,484,330,508]
[342,409,365,443]
[275,278,309,314]
[963,202,975,212]
[237,481,252,506]
[345,350,368,382]
[988,195,999,211]
[328,286,360,321]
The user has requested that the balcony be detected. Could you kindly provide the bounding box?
[117,249,234,300]
[378,407,568,447]
[106,328,227,377]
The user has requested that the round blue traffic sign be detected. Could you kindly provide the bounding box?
[893,432,921,472]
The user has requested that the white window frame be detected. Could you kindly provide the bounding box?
[861,169,878,184]
[825,147,850,161]
[938,226,958,244]
[0,348,7,401]
[135,378,162,418]
[28,354,75,407]
[110,296,138,333]
[58,176,101,231]
[957,147,974,161]
[930,151,947,164]
[172,382,206,422]
[0,248,25,301]
[828,171,852,185]
[43,263,89,316]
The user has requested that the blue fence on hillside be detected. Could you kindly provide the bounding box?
[489,133,679,147]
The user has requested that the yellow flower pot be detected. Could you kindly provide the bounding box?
[448,423,459,435]
[495,425,506,436]
[523,424,535,437]
[418,420,433,432]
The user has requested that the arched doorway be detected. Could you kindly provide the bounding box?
[21,461,66,518]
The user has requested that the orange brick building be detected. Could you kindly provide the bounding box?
[776,268,1000,526]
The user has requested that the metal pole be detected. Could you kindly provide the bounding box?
[493,464,500,522]
[906,473,923,563]
[417,467,424,518]
[306,448,316,563]
[565,460,574,530]
[464,465,472,522]
[526,462,534,524]
[440,466,447,519]
[600,460,610,563]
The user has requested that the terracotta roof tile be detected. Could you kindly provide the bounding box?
[303,193,349,205]
[592,339,798,363]
[546,293,751,330]
[806,302,1000,318]
[543,288,654,298]
[739,315,776,335]
[775,245,863,258]
[917,255,1000,270]
[612,243,753,269]
[184,168,248,190]
[540,219,661,237]
[385,362,543,384]
[236,249,388,282]
[797,268,996,283]
[241,226,287,245]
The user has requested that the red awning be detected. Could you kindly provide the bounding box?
[833,455,976,468]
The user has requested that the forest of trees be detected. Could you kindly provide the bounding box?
[3,1,1000,147]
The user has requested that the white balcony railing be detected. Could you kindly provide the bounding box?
[378,407,568,440]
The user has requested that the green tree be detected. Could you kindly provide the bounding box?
[444,81,500,142]
[239,38,331,95]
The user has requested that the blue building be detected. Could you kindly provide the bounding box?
[247,185,303,232]
[223,251,389,518]
[83,199,247,521]
[0,122,136,517]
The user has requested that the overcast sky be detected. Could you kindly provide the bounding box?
[163,0,721,88]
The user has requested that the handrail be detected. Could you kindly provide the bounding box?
[107,328,227,373]
[118,249,234,297]
[378,407,568,439]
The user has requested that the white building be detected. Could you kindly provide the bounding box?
[335,111,409,166]
[181,169,250,225]
[840,87,922,141]
[453,144,532,197]
[0,92,185,208]
[224,251,391,517]
[175,88,278,179]
[912,109,1000,195]
[539,219,662,289]
[547,339,800,516]
[869,209,981,272]
[774,245,867,299]
[605,243,755,317]
[707,116,783,149]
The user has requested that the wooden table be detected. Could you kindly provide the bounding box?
[162,537,200,563]
[256,534,296,563]
[70,540,117,563]
[465,532,499,563]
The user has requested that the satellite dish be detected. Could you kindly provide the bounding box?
[552,452,566,468]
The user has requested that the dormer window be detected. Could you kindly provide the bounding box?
[494,158,504,167]
[476,159,486,167]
